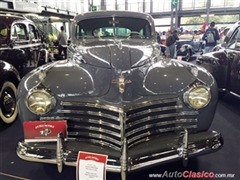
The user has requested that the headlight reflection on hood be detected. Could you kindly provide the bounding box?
[183,85,211,109]
[26,90,56,115]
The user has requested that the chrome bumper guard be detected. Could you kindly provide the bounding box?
[17,130,223,174]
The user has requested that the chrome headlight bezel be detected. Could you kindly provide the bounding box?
[183,85,211,109]
[26,89,56,115]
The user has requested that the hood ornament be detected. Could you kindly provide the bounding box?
[112,75,131,94]
[117,41,122,50]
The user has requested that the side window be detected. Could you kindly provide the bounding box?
[0,21,8,40]
[76,25,86,39]
[28,24,37,40]
[11,23,27,41]
[227,27,240,49]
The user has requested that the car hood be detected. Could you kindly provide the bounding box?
[68,40,155,68]
[23,56,198,100]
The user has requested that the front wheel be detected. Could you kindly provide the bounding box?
[0,81,18,124]
[184,50,191,62]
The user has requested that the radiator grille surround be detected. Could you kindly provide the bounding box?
[41,97,198,151]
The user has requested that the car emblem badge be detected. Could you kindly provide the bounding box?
[112,75,131,94]
[117,41,122,49]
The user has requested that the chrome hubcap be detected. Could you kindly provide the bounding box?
[1,89,16,118]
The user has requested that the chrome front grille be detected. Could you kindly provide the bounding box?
[57,102,122,151]
[125,98,198,148]
[47,97,198,151]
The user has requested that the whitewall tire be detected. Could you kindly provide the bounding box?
[0,81,18,124]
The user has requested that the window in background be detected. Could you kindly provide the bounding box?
[182,0,194,9]
[117,0,125,10]
[128,0,143,12]
[194,0,207,9]
[152,0,171,12]
[144,0,151,13]
[106,0,115,10]
[211,0,240,7]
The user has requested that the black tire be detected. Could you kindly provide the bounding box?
[0,81,18,124]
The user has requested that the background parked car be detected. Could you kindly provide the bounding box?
[0,60,20,124]
[176,33,204,61]
[196,21,240,98]
[0,13,42,76]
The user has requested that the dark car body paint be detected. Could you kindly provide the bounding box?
[197,21,240,96]
[0,15,41,74]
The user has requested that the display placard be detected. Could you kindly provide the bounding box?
[76,151,108,180]
[23,121,67,141]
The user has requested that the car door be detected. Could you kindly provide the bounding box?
[28,23,41,64]
[225,26,240,95]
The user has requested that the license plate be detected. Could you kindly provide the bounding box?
[23,120,67,141]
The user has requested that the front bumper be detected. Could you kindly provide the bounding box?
[17,130,223,173]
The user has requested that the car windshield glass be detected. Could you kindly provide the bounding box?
[227,27,240,49]
[0,21,8,40]
[75,17,152,40]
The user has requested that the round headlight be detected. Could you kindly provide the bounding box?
[184,86,211,109]
[27,90,56,115]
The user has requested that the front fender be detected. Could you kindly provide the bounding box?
[196,49,229,89]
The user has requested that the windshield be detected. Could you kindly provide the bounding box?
[75,17,152,40]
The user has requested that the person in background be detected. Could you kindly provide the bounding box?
[57,26,68,59]
[156,32,161,44]
[166,29,179,58]
[93,29,99,37]
[202,21,220,54]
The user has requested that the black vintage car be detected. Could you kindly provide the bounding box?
[16,11,223,179]
[176,34,204,61]
[197,21,240,98]
[0,60,20,124]
[0,13,42,75]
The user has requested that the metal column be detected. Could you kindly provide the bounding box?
[206,0,211,25]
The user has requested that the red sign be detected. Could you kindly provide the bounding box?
[77,151,108,180]
[23,121,67,141]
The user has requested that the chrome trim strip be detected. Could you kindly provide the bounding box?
[126,119,197,137]
[127,105,183,119]
[76,138,121,151]
[127,98,179,111]
[61,101,123,113]
[230,91,240,98]
[128,125,197,145]
[126,111,198,128]
[218,88,226,92]
[57,109,120,121]
[68,125,121,138]
[67,132,121,146]
[40,116,121,130]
